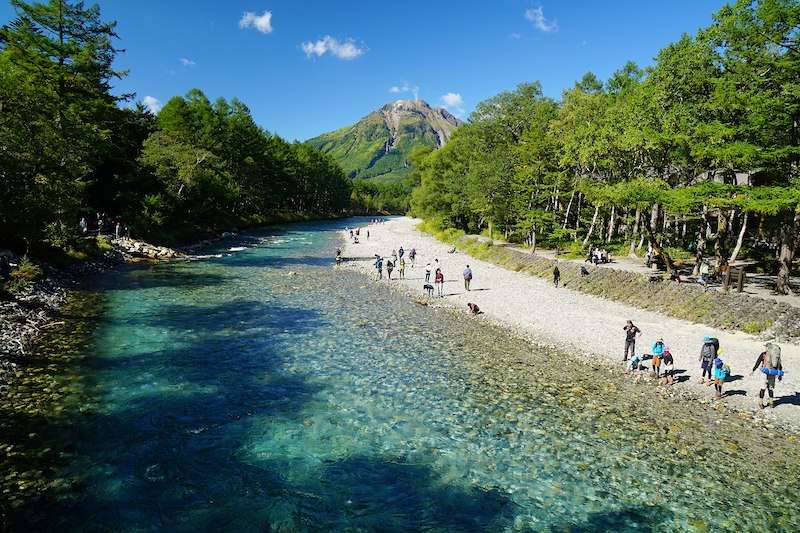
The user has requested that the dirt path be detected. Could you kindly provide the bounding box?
[341,217,800,428]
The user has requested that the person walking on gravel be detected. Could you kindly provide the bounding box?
[398,257,406,279]
[463,265,473,291]
[425,262,432,282]
[374,255,383,280]
[386,259,394,280]
[623,320,641,362]
[751,342,784,409]
[553,262,561,288]
[699,336,719,385]
[434,268,445,297]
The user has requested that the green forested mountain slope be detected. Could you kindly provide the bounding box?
[307,99,461,182]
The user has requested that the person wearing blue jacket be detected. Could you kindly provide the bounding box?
[651,338,665,377]
[713,357,729,398]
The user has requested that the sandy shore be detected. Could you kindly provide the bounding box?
[340,216,800,428]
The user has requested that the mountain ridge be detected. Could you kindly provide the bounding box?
[306,99,461,182]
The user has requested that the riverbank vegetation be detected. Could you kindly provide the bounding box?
[411,0,800,293]
[0,0,355,254]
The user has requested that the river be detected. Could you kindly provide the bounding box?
[3,218,800,531]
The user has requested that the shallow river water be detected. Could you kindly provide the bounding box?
[3,218,800,531]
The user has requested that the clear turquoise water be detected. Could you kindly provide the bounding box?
[7,218,800,532]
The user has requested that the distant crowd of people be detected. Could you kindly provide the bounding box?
[341,220,481,315]
[79,213,128,240]
[623,320,784,406]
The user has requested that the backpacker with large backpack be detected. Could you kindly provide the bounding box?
[762,343,784,377]
[701,337,719,362]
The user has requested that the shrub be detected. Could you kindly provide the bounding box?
[5,256,43,293]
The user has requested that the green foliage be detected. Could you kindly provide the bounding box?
[409,0,800,288]
[0,1,356,251]
[5,256,43,293]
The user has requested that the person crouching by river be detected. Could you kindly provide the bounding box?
[623,320,641,363]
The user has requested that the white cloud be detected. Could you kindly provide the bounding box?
[179,57,196,66]
[524,6,558,33]
[389,82,419,100]
[440,92,464,117]
[239,10,273,34]
[142,96,162,114]
[301,35,365,60]
[509,32,522,40]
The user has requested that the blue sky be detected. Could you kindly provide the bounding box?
[2,1,728,140]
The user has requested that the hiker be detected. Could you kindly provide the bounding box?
[398,257,406,279]
[553,262,560,288]
[463,264,473,291]
[662,348,675,385]
[423,282,434,298]
[79,217,87,234]
[115,221,121,239]
[468,302,481,315]
[713,357,730,398]
[698,261,710,290]
[425,262,432,282]
[335,248,342,265]
[375,255,383,280]
[751,342,784,409]
[434,268,444,297]
[623,320,641,362]
[651,337,665,377]
[585,246,595,263]
[349,229,354,239]
[409,248,416,268]
[699,336,719,385]
[398,247,404,261]
[391,249,397,263]
[628,352,645,373]
[580,266,590,277]
[367,229,370,239]
[386,259,394,280]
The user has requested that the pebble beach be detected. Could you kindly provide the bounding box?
[340,217,800,429]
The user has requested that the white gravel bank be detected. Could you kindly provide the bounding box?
[340,216,800,428]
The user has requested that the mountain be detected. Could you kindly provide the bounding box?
[306,99,461,182]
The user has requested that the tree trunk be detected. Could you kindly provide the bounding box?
[629,208,641,257]
[575,192,582,229]
[530,227,537,254]
[606,205,616,243]
[728,211,748,264]
[562,190,575,229]
[714,209,731,275]
[582,205,600,246]
[488,220,493,242]
[693,207,710,276]
[644,207,675,274]
[776,213,799,295]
